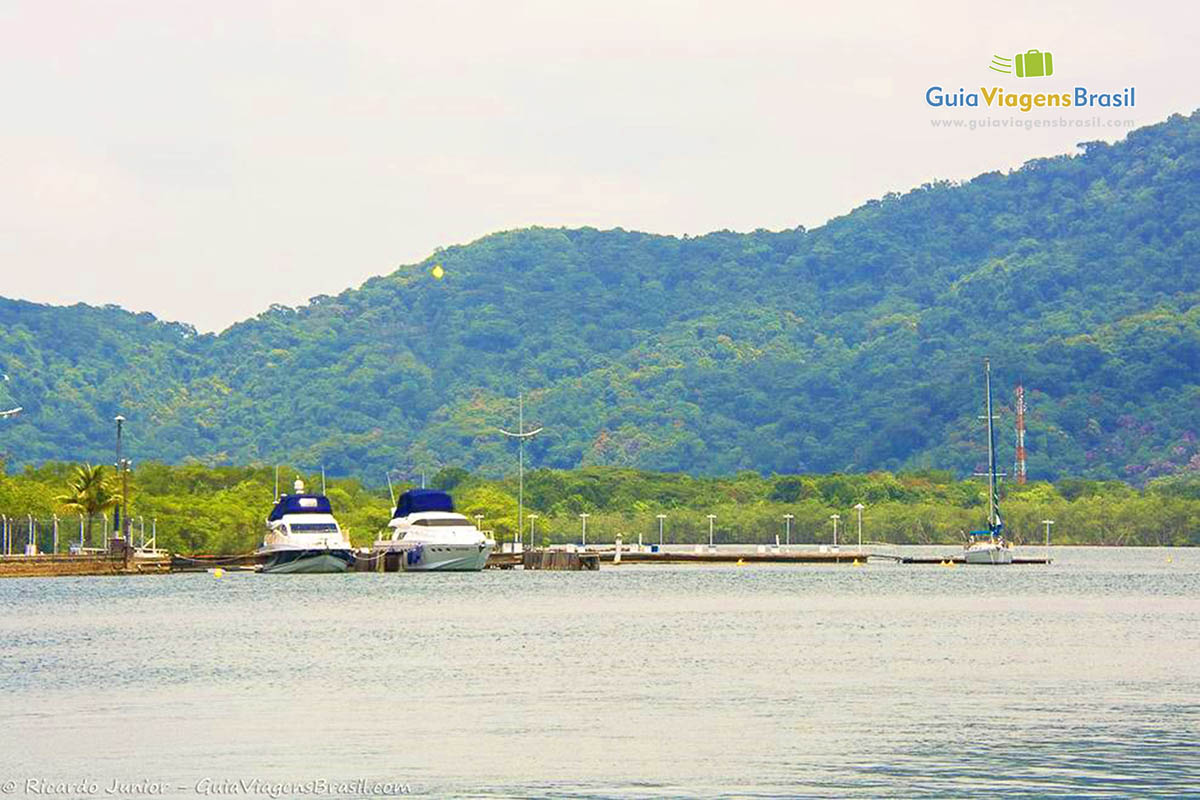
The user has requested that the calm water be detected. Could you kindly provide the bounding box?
[1,547,1198,799]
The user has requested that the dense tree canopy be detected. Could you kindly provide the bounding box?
[1,111,1198,484]
[1,463,1196,554]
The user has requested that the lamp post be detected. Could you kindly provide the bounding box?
[783,513,794,547]
[579,512,589,547]
[474,513,484,534]
[830,513,840,548]
[1042,519,1054,562]
[498,393,544,555]
[2,514,7,556]
[707,514,716,549]
[656,513,666,548]
[853,503,865,553]
[528,513,538,549]
[114,415,125,541]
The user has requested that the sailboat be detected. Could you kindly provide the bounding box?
[964,358,1014,565]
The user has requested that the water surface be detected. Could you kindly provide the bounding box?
[1,547,1197,798]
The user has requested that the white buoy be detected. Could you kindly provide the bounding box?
[614,535,622,564]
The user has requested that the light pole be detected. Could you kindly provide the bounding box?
[579,512,589,547]
[783,513,794,547]
[528,513,539,549]
[656,513,666,548]
[1042,519,1054,562]
[474,513,484,533]
[114,415,125,541]
[2,514,7,556]
[853,503,865,553]
[830,513,840,548]
[498,393,544,555]
[707,514,716,549]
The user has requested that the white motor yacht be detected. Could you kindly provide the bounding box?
[257,479,355,574]
[372,489,494,571]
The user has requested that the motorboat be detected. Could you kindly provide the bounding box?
[372,488,494,571]
[257,478,355,574]
[964,358,1014,565]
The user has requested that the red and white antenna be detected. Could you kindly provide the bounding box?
[1015,384,1027,485]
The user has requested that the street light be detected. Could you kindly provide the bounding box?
[830,513,840,548]
[579,512,589,547]
[474,513,484,533]
[783,513,794,547]
[853,503,865,553]
[113,415,125,540]
[1042,519,1054,562]
[707,514,716,549]
[656,513,666,548]
[497,393,544,553]
[528,513,539,549]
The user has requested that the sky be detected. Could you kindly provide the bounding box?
[2,0,1197,332]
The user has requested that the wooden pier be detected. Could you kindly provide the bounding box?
[0,552,172,578]
[521,549,601,570]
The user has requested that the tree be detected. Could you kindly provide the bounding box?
[54,464,121,546]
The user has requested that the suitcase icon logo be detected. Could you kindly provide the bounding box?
[988,50,1054,78]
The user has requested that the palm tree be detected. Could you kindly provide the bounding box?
[55,464,122,547]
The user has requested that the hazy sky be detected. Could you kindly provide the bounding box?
[2,0,1197,332]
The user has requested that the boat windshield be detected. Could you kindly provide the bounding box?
[289,522,340,533]
[412,518,470,527]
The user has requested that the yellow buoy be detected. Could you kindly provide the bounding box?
[431,264,445,280]
[212,568,224,578]
[736,558,745,566]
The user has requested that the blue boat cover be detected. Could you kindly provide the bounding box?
[394,489,454,518]
[268,494,333,521]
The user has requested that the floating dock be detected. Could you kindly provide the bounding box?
[606,549,869,564]
[899,555,1052,565]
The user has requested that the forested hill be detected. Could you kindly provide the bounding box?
[2,110,1198,483]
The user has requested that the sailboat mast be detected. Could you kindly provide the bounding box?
[984,358,999,533]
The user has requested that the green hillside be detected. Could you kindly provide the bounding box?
[2,111,1198,483]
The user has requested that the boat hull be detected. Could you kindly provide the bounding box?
[963,545,1014,565]
[376,542,494,572]
[260,548,355,574]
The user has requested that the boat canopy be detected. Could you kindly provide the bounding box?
[268,494,333,521]
[393,488,454,518]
